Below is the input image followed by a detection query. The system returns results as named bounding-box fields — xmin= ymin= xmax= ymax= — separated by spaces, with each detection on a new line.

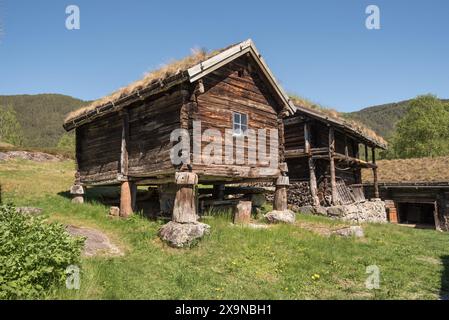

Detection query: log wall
xmin=191 ymin=56 xmax=283 ymax=181
xmin=76 ymin=112 xmax=123 ymax=184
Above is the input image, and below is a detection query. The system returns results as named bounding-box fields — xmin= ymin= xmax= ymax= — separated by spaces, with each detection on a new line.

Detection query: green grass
xmin=1 ymin=159 xmax=449 ymax=299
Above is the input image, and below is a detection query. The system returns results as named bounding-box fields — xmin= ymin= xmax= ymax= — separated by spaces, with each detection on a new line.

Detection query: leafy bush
xmin=0 ymin=204 xmax=84 ymax=299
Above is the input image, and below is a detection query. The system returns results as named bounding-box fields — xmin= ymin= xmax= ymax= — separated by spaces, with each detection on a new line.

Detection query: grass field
xmin=1 ymin=159 xmax=449 ymax=300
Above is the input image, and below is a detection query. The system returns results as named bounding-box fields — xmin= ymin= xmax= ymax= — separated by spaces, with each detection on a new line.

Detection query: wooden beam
xmin=305 ymin=122 xmax=319 ymax=206
xmin=120 ymin=111 xmax=130 ymax=178
xmin=304 ymin=122 xmax=311 ymax=154
xmin=329 ymin=127 xmax=338 ymax=205
xmin=284 ymin=149 xmax=307 ymax=159
xmin=365 ymin=144 xmax=369 ymax=162
xmin=372 ymin=147 xmax=379 ymax=198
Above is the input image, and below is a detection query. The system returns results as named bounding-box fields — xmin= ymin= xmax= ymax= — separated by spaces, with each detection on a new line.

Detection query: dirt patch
xmin=0 ymin=151 xmax=63 ymax=162
xmin=66 ymin=225 xmax=124 ymax=257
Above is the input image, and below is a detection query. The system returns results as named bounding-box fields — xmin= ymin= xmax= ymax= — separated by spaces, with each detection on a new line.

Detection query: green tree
xmin=0 ymin=105 xmax=25 ymax=146
xmin=57 ymin=132 xmax=75 ymax=151
xmin=388 ymin=95 xmax=449 ymax=159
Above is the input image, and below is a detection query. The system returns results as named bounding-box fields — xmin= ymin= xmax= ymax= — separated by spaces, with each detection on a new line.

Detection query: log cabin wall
xmin=76 ymin=89 xmax=184 ymax=185
xmin=127 ymin=89 xmax=184 ymax=178
xmin=284 ymin=118 xmax=361 ymax=185
xmin=191 ymin=55 xmax=284 ymax=182
xmin=76 ymin=112 xmax=123 ymax=184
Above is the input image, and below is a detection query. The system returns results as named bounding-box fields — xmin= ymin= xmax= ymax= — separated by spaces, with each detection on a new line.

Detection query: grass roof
xmin=290 ymin=95 xmax=388 ymax=148
xmin=64 ymin=46 xmax=233 ymax=125
xmin=362 ymin=156 xmax=449 ymax=183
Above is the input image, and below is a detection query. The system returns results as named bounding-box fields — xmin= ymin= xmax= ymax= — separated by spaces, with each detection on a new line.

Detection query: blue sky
xmin=0 ymin=0 xmax=448 ymax=112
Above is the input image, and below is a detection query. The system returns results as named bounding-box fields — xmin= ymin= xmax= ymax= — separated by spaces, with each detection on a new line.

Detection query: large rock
xmin=66 ymin=225 xmax=123 ymax=257
xmin=264 ymin=210 xmax=296 ymax=224
xmin=159 ymin=221 xmax=210 ymax=248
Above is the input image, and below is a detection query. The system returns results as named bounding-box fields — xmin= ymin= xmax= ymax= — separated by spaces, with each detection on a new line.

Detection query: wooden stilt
xmin=213 ymin=184 xmax=225 ymax=201
xmin=304 ymin=122 xmax=319 ymax=206
xmin=131 ymin=182 xmax=137 ymax=212
xmin=120 ymin=181 xmax=133 ymax=218
xmin=173 ymin=172 xmax=198 ymax=223
xmin=328 ymin=127 xmax=338 ymax=205
xmin=274 ymin=176 xmax=289 ymax=211
xmin=365 ymin=144 xmax=369 ymax=162
xmin=372 ymin=147 xmax=380 ymax=199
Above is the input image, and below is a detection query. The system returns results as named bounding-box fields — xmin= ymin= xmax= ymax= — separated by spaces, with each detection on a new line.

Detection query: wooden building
xmin=283 ymin=104 xmax=387 ymax=207
xmin=63 ymin=40 xmax=295 ymax=223
xmin=364 ymin=157 xmax=449 ymax=231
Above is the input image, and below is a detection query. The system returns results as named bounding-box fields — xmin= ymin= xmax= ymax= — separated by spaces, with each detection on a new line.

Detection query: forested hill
xmin=0 ymin=94 xmax=89 ymax=147
xmin=2 ymin=93 xmax=448 ymax=148
xmin=346 ymin=99 xmax=449 ymax=139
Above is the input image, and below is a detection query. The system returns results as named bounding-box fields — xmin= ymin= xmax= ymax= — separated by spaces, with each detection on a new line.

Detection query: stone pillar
xmin=70 ymin=184 xmax=84 ymax=204
xmin=233 ymin=201 xmax=252 ymax=224
xmin=120 ymin=181 xmax=134 ymax=218
xmin=173 ymin=172 xmax=199 ymax=223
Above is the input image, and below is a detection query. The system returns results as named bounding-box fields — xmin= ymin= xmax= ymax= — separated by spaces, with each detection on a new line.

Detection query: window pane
xmin=234 ymin=113 xmax=240 ymax=124
xmin=241 ymin=114 xmax=248 ymax=126
xmin=241 ymin=124 xmax=248 ymax=134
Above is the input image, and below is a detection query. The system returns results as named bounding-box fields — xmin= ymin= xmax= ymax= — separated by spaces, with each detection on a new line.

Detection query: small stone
xmin=109 ymin=206 xmax=120 ymax=217
xmin=233 ymin=201 xmax=252 ymax=224
xmin=326 ymin=206 xmax=346 ymax=217
xmin=332 ymin=226 xmax=364 ymax=238
xmin=71 ymin=196 xmax=84 ymax=204
xmin=70 ymin=185 xmax=85 ymax=195
xmin=298 ymin=205 xmax=315 ymax=215
xmin=16 ymin=207 xmax=43 ymax=215
xmin=159 ymin=221 xmax=210 ymax=248
xmin=264 ymin=210 xmax=296 ymax=224
xmin=314 ymin=206 xmax=327 ymax=216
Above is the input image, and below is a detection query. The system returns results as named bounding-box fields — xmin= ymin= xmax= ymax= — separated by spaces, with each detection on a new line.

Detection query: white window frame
xmin=232 ymin=112 xmax=248 ymax=137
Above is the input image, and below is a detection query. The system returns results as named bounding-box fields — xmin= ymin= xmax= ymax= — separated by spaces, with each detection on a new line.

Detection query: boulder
xmin=332 ymin=226 xmax=364 ymax=238
xmin=298 ymin=205 xmax=315 ymax=215
xmin=66 ymin=225 xmax=123 ymax=257
xmin=264 ymin=210 xmax=296 ymax=224
xmin=159 ymin=221 xmax=210 ymax=248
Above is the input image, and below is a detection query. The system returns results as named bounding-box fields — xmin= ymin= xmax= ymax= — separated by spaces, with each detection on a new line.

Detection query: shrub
xmin=0 ymin=204 xmax=84 ymax=299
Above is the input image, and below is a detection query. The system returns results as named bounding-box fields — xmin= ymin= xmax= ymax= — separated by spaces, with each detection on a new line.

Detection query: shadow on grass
xmin=58 ymin=186 xmax=163 ymax=220
xmin=441 ymin=255 xmax=449 ymax=300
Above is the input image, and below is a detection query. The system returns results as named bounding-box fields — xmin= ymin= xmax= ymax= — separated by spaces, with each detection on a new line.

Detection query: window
xmin=233 ymin=112 xmax=248 ymax=136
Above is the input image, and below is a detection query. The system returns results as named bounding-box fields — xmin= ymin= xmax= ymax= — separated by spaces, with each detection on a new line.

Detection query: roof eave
xmin=187 ymin=39 xmax=296 ymax=115
xmin=295 ymin=106 xmax=387 ymax=149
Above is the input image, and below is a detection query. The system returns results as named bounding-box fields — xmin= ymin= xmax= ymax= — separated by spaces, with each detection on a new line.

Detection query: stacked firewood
xmin=287 ymin=182 xmax=314 ymax=207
